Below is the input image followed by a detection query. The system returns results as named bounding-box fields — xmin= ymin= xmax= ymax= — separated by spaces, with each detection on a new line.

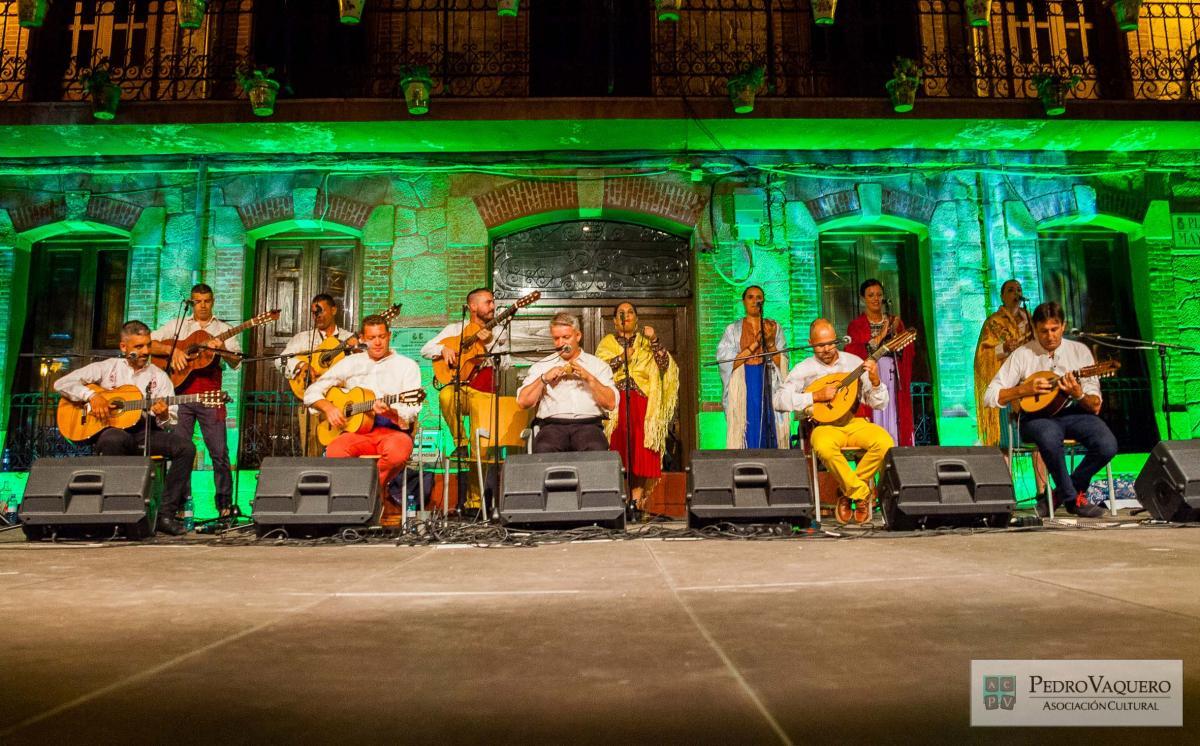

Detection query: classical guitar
xmin=432 ymin=291 xmax=541 ymax=390
xmin=1014 ymin=360 xmax=1121 ymax=418
xmin=57 ymin=383 xmax=229 ymax=443
xmin=804 ymin=329 xmax=918 ymax=427
xmin=154 ymin=310 xmax=281 ymax=388
xmin=316 ymin=387 xmax=427 ymax=446
xmin=287 ymin=303 xmax=402 ymax=400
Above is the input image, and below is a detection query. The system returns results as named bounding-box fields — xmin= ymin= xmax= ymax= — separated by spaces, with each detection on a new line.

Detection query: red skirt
xmin=609 ymin=390 xmax=662 ymax=479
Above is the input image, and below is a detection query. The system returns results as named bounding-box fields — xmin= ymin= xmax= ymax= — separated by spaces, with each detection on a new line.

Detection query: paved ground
xmin=0 ymin=521 xmax=1197 ymax=744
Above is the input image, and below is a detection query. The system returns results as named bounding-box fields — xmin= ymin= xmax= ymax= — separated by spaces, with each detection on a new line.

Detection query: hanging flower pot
xmin=885 ymin=57 xmax=923 ymax=113
xmin=1033 ymin=71 xmax=1081 ymax=117
xmin=82 ymin=63 xmax=121 ymax=121
xmin=1110 ymin=0 xmax=1142 ymax=32
xmin=338 ymin=0 xmax=366 ymax=25
xmin=176 ymin=0 xmax=206 ymax=30
xmin=655 ymin=0 xmax=682 ymax=22
xmin=497 ymin=0 xmax=519 ymax=17
xmin=400 ymin=66 xmax=433 ymax=115
xmin=237 ymin=66 xmax=281 ymax=117
xmin=727 ymin=65 xmax=764 ymax=114
xmin=18 ymin=0 xmax=49 ymax=28
xmin=813 ymin=0 xmax=837 ymax=26
xmin=965 ymin=0 xmax=992 ymax=28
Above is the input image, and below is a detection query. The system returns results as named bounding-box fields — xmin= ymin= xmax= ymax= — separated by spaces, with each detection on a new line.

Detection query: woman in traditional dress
xmin=846 ymin=279 xmax=914 ymax=447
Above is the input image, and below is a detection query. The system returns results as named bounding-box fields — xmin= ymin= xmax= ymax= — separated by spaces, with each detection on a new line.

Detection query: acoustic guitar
xmin=1014 ymin=360 xmax=1121 ymax=418
xmin=316 ymin=387 xmax=427 ymax=446
xmin=432 ymin=291 xmax=541 ymax=389
xmin=804 ymin=329 xmax=918 ymax=427
xmin=287 ymin=303 xmax=402 ymax=400
xmin=57 ymin=383 xmax=229 ymax=443
xmin=154 ymin=310 xmax=280 ymax=388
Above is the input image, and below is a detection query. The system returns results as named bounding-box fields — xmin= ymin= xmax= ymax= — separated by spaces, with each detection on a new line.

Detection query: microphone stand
xmin=450 ymin=304 xmax=471 ymax=520
xmin=618 ymin=325 xmax=637 ymax=521
xmin=756 ymin=309 xmax=776 ymax=449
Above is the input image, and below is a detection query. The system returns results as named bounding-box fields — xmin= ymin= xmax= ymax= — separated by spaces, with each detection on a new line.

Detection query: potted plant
xmin=727 ymin=64 xmax=764 ymax=114
xmin=965 ymin=0 xmax=992 ymax=27
xmin=1108 ymin=0 xmax=1142 ymax=32
xmin=17 ymin=0 xmax=49 ymax=28
xmin=237 ymin=65 xmax=280 ymax=117
xmin=400 ymin=65 xmax=433 ymax=115
xmin=338 ymin=0 xmax=366 ymax=24
xmin=813 ymin=0 xmax=837 ymax=26
xmin=81 ymin=62 xmax=122 ymax=121
xmin=176 ymin=0 xmax=206 ymax=29
xmin=497 ymin=0 xmax=519 ymax=17
xmin=1032 ymin=70 xmax=1081 ymax=117
xmin=655 ymin=0 xmax=682 ymax=22
xmin=885 ymin=57 xmax=923 ymax=113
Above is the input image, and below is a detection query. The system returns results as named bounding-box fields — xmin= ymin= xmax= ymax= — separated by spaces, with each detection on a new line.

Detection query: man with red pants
xmin=304 ymin=315 xmax=422 ymax=494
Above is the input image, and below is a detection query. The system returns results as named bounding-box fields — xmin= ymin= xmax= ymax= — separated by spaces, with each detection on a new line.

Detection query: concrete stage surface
xmin=1 ymin=524 xmax=1197 ymax=744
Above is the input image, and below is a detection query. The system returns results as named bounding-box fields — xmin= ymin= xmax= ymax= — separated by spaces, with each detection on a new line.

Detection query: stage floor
xmin=1 ymin=522 xmax=1198 ymax=743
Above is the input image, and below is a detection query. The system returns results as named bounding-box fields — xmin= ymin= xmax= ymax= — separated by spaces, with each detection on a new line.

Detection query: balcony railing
xmin=0 ymin=1 xmax=1197 ymax=104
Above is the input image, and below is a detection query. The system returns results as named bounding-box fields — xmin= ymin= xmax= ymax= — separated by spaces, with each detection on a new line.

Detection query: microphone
xmin=1068 ymin=328 xmax=1084 ymax=336
xmin=839 ymin=335 xmax=852 ymax=345
xmin=557 ymin=344 xmax=574 ymax=356
xmin=125 ymin=351 xmax=147 ymax=361
xmin=183 ymin=299 xmax=196 ymax=306
xmin=883 ymin=298 xmax=891 ymax=307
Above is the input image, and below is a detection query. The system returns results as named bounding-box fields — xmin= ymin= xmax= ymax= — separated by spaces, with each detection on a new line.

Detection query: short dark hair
xmin=466 ymin=288 xmax=492 ymax=305
xmin=1031 ymin=301 xmax=1065 ymax=326
xmin=859 ymin=278 xmax=883 ymax=297
xmin=120 ymin=320 xmax=151 ymax=339
xmin=190 ymin=283 xmax=214 ymax=297
xmin=741 ymin=285 xmax=764 ymax=300
xmin=361 ymin=314 xmax=389 ymax=331
xmin=1000 ymin=279 xmax=1021 ymax=295
xmin=613 ymin=302 xmax=638 ymax=318
xmin=311 ymin=293 xmax=337 ymax=307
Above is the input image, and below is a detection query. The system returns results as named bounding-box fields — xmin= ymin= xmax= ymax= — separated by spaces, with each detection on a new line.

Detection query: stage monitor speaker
xmin=1134 ymin=440 xmax=1200 ymax=522
xmin=687 ymin=449 xmax=813 ymax=527
xmin=251 ymin=458 xmax=380 ymax=536
xmin=19 ymin=456 xmax=161 ymax=540
xmin=878 ymin=447 xmax=1014 ymax=530
xmin=500 ymin=452 xmax=625 ymax=528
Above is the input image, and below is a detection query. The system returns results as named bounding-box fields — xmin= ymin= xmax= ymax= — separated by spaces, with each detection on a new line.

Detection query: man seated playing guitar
xmin=984 ymin=301 xmax=1114 ymax=519
xmin=304 ymin=314 xmax=423 ymax=495
xmin=772 ymin=319 xmax=894 ymax=523
xmin=53 ymin=321 xmax=196 ymax=536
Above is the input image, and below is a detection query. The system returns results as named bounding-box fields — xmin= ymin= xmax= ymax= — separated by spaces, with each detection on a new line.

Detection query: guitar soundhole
xmin=111 ymin=401 xmax=126 ymax=414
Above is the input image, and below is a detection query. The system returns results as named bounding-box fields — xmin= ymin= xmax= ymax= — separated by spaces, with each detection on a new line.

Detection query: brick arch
xmin=239 ymin=192 xmax=372 ymax=241
xmin=473 ymin=177 xmax=705 ymax=237
xmin=6 ymin=196 xmax=140 ymax=242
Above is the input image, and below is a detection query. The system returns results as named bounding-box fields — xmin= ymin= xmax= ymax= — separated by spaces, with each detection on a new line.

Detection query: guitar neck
xmin=348 ymin=390 xmax=419 ymax=416
xmin=215 ymin=319 xmax=256 ymax=342
xmin=116 ymin=393 xmax=207 ymax=411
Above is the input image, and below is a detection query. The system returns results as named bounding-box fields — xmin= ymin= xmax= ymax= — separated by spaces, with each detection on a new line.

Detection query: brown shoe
xmin=852 ymin=494 xmax=872 ymax=524
xmin=835 ymin=497 xmax=853 ymax=525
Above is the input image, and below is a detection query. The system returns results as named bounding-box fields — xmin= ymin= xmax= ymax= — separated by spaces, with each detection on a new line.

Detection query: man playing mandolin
xmin=305 ymin=315 xmax=423 ymax=495
xmin=984 ymin=302 xmax=1114 ymax=519
xmin=54 ymin=321 xmax=196 ymax=536
xmin=773 ymin=319 xmax=895 ymax=523
xmin=279 ymin=293 xmax=357 ymax=456
xmin=150 ymin=283 xmax=240 ymax=520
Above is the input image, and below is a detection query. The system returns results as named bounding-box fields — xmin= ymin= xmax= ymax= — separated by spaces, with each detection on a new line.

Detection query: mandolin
xmin=316 ymin=387 xmax=427 ymax=446
xmin=804 ymin=329 xmax=918 ymax=427
xmin=1014 ymin=360 xmax=1121 ymax=418
xmin=287 ymin=303 xmax=402 ymax=400
xmin=432 ymin=291 xmax=541 ymax=389
xmin=154 ymin=309 xmax=280 ymax=388
xmin=57 ymin=384 xmax=229 ymax=443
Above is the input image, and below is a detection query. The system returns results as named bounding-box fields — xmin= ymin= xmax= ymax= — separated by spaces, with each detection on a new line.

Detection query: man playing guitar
xmin=54 ymin=321 xmax=196 ymax=536
xmin=304 ymin=314 xmax=423 ymax=495
xmin=279 ymin=293 xmax=357 ymax=456
xmin=984 ymin=301 xmax=1115 ymax=518
xmin=772 ymin=319 xmax=894 ymax=523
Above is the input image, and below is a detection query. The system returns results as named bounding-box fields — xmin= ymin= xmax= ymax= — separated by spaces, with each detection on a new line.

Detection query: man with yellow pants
xmin=772 ymin=319 xmax=894 ymax=523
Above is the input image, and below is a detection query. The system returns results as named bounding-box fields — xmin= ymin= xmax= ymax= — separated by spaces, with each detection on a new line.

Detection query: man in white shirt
xmin=54 ymin=321 xmax=196 ymax=536
xmin=984 ymin=301 xmax=1114 ymax=518
xmin=150 ymin=283 xmax=241 ymax=518
xmin=420 ymin=288 xmax=511 ymax=458
xmin=280 ymin=293 xmax=357 ymax=456
xmin=773 ymin=318 xmax=893 ymax=523
xmin=516 ymin=312 xmax=619 ymax=453
xmin=305 ymin=315 xmax=423 ymax=495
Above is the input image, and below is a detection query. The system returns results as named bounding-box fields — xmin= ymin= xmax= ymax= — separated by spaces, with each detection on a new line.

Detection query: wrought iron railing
xmin=1 ymin=393 xmax=92 ymax=470
xmin=911 ymin=381 xmax=936 ymax=446
xmin=0 ymin=1 xmax=1196 ymax=103
xmin=237 ymin=389 xmax=302 ymax=469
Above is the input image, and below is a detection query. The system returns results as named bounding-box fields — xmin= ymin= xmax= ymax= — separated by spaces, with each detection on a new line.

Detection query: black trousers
xmin=532 ymin=420 xmax=609 ymax=453
xmin=177 ymin=402 xmax=231 ymax=506
xmin=94 ymin=426 xmax=196 ymax=515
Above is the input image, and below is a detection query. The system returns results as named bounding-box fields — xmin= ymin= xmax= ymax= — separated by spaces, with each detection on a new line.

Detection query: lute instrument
xmin=316 ymin=387 xmax=427 ymax=446
xmin=154 ymin=309 xmax=280 ymax=388
xmin=57 ymin=383 xmax=229 ymax=443
xmin=287 ymin=303 xmax=402 ymax=400
xmin=1014 ymin=360 xmax=1120 ymax=418
xmin=804 ymin=329 xmax=918 ymax=427
xmin=432 ymin=291 xmax=541 ymax=389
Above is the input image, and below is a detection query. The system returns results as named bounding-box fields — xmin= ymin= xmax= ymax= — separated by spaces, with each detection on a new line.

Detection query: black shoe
xmin=1072 ymin=498 xmax=1105 ymax=519
xmin=156 ymin=515 xmax=187 ymax=536
xmin=1034 ymin=498 xmax=1051 ymax=518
